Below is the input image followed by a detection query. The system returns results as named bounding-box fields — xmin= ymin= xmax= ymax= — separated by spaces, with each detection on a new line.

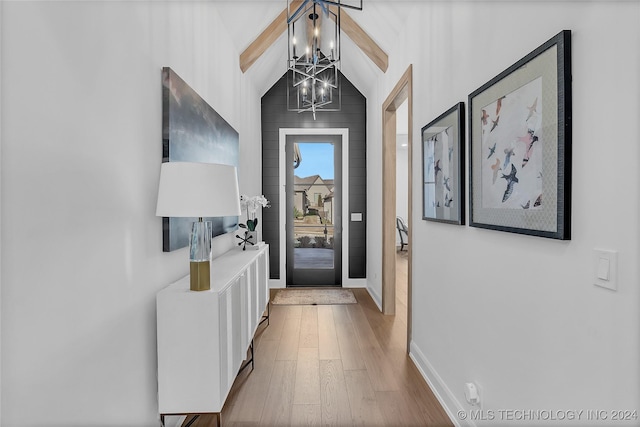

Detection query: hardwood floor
xmin=185 ymin=251 xmax=452 ymax=426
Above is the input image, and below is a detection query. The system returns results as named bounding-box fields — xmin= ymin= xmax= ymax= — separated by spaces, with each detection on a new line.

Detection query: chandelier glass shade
xmin=287 ymin=0 xmax=343 ymax=118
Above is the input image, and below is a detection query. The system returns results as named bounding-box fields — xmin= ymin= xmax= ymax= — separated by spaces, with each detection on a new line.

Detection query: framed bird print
xmin=422 ymin=102 xmax=465 ymax=225
xmin=468 ymin=30 xmax=572 ymax=240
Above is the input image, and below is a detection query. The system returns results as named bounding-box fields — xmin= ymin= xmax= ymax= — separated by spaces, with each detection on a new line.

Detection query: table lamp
xmin=156 ymin=162 xmax=241 ymax=291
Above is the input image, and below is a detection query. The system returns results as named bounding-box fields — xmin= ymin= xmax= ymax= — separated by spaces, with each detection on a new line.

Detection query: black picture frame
xmin=421 ymin=102 xmax=465 ymax=225
xmin=468 ymin=30 xmax=572 ymax=240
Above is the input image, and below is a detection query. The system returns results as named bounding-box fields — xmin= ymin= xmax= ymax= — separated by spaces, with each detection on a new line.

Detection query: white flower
xmin=240 ymin=195 xmax=270 ymax=215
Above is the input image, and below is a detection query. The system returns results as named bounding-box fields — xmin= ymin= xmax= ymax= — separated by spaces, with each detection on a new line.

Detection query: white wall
xmin=369 ymin=1 xmax=640 ymax=425
xmin=365 ymin=68 xmax=385 ymax=305
xmin=0 ymin=2 xmax=261 ymax=425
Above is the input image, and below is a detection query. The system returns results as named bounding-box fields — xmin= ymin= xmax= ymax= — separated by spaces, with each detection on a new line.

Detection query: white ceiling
xmin=213 ymin=1 xmax=416 ymax=97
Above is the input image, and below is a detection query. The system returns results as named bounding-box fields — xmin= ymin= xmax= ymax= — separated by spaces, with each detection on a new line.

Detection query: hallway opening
xmin=381 ymin=65 xmax=413 ymax=351
xmin=395 ymin=98 xmax=410 ymax=330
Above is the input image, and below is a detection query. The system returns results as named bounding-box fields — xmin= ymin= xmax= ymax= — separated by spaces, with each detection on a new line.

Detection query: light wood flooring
xmin=184 ymin=251 xmax=452 ymax=426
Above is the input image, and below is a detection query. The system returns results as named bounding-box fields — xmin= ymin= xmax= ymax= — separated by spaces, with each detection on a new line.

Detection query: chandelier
xmin=287 ymin=0 xmax=362 ymax=119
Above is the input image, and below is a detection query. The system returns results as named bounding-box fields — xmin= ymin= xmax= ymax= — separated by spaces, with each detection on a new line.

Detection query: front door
xmin=286 ymin=135 xmax=342 ymax=287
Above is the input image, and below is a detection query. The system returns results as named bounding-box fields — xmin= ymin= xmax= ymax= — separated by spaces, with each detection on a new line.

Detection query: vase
xmin=247 ymin=231 xmax=258 ymax=245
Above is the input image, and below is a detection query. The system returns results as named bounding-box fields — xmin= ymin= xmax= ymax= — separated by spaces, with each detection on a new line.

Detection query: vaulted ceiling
xmin=212 ymin=1 xmax=415 ymax=98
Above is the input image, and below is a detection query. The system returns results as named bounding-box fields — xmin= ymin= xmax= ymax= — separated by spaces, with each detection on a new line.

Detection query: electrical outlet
xmin=464 ymin=382 xmax=481 ymax=407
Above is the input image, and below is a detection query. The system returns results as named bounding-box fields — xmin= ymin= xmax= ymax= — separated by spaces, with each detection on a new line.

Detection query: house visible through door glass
xmin=292 ymin=142 xmax=335 ymax=270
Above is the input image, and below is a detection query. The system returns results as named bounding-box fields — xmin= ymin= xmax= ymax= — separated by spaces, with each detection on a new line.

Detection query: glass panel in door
xmin=286 ymin=135 xmax=341 ymax=286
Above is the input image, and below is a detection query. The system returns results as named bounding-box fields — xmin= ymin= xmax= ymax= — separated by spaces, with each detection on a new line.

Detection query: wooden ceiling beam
xmin=239 ymin=0 xmax=303 ymax=73
xmin=239 ymin=1 xmax=389 ymax=74
xmin=329 ymin=6 xmax=388 ymax=73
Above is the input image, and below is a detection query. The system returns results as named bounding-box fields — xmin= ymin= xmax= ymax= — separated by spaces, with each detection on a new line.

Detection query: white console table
xmin=156 ymin=244 xmax=269 ymax=425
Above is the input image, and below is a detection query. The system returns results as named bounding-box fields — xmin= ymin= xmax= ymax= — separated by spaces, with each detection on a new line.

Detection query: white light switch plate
xmin=593 ymin=249 xmax=617 ymax=291
xmin=596 ymin=258 xmax=610 ymax=280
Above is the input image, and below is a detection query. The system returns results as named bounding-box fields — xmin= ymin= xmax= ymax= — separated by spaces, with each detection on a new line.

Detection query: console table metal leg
xmin=160 ymin=414 xmax=201 ymax=427
xmin=238 ymin=339 xmax=255 ymax=374
xmin=259 ymin=302 xmax=270 ymax=327
xmin=251 ymin=338 xmax=255 ymax=370
xmin=183 ymin=415 xmax=200 ymax=427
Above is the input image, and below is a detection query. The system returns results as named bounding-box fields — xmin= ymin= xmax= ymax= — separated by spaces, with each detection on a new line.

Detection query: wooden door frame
xmin=381 ymin=65 xmax=413 ymax=350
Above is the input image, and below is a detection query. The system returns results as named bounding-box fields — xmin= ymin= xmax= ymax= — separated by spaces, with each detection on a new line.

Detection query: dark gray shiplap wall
xmin=262 ymin=72 xmax=367 ymax=280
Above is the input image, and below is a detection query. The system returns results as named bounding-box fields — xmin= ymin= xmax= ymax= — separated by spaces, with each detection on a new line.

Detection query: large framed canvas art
xmin=468 ymin=30 xmax=572 ymax=240
xmin=161 ymin=67 xmax=240 ymax=252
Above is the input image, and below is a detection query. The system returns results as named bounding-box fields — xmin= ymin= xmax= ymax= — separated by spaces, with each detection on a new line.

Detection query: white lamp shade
xmin=156 ymin=162 xmax=241 ymax=218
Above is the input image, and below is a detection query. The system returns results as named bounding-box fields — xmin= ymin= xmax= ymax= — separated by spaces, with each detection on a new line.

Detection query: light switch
xmin=597 ymin=258 xmax=610 ymax=280
xmin=594 ymin=250 xmax=617 ymax=291
xmin=351 ymin=213 xmax=363 ymax=222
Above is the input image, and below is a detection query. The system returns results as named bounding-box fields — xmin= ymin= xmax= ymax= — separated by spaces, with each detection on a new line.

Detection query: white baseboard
xmin=344 ymin=278 xmax=367 ymax=288
xmin=269 ymin=278 xmax=285 ymax=289
xmin=409 ymin=341 xmax=473 ymax=427
xmin=366 ymin=285 xmax=382 ymax=311
xmin=271 ymin=278 xmax=366 ymax=289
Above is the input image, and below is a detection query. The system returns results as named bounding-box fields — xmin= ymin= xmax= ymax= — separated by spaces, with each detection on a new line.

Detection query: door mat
xmin=271 ymin=289 xmax=357 ymax=305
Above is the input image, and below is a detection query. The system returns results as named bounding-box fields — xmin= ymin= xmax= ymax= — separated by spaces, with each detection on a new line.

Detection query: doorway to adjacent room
xmin=382 ymin=65 xmax=413 ymax=351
